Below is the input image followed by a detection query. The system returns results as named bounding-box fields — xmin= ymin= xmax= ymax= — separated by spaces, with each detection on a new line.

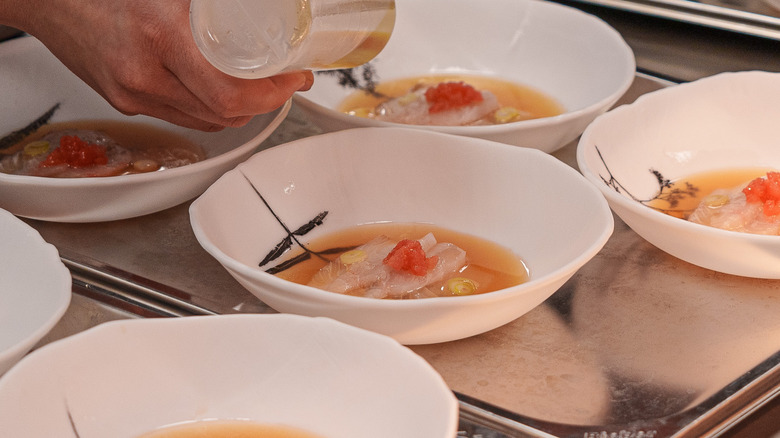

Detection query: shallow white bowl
xmin=293 ymin=0 xmax=635 ymax=153
xmin=0 ymin=36 xmax=289 ymax=222
xmin=0 ymin=314 xmax=457 ymax=438
xmin=577 ymin=71 xmax=780 ymax=279
xmin=0 ymin=208 xmax=71 ymax=376
xmin=190 ymin=127 xmax=614 ymax=344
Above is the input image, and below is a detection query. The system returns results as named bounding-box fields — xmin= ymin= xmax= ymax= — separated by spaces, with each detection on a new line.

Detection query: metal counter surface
xmin=27 ymin=74 xmax=780 ymax=438
xmin=551 ymin=0 xmax=780 ymax=83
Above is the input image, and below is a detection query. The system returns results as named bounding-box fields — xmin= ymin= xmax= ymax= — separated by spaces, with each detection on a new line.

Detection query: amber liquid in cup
xmin=190 ymin=0 xmax=395 ymax=79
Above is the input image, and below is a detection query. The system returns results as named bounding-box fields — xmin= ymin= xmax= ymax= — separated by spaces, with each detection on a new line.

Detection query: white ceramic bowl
xmin=293 ymin=0 xmax=635 ymax=153
xmin=577 ymin=71 xmax=780 ymax=279
xmin=0 ymin=208 xmax=71 ymax=376
xmin=0 ymin=314 xmax=457 ymax=438
xmin=190 ymin=127 xmax=614 ymax=344
xmin=0 ymin=36 xmax=290 ymax=222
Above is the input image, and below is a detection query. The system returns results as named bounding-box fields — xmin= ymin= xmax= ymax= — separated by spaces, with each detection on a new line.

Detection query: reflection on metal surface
xmin=457 ymin=396 xmax=557 ymax=438
xmin=412 ymin=305 xmax=612 ymax=427
xmin=683 ymin=356 xmax=780 ymax=436
xmin=565 ymin=0 xmax=780 ymax=39
xmin=63 ymin=250 xmax=217 ymax=318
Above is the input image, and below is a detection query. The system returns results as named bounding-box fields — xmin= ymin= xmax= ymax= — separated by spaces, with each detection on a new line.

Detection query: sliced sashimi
xmin=366 ymin=238 xmax=467 ymax=299
xmin=688 ymin=173 xmax=780 ymax=235
xmin=308 ymin=233 xmax=467 ymax=299
xmin=374 ymin=82 xmax=500 ymax=126
xmin=0 ymin=129 xmax=132 ymax=177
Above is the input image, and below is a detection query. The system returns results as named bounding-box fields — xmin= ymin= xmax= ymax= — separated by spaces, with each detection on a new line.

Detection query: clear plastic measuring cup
xmin=190 ymin=0 xmax=396 ymax=79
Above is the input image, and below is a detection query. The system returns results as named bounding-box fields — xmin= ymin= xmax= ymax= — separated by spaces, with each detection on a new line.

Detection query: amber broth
xmin=275 ymin=223 xmax=529 ymax=297
xmin=647 ymin=167 xmax=776 ymax=219
xmin=305 ymin=1 xmax=395 ymax=69
xmin=6 ymin=119 xmax=206 ymax=172
xmin=337 ymin=74 xmax=564 ymax=122
xmin=137 ymin=420 xmax=324 ymax=438
xmin=314 ymin=30 xmax=393 ymax=69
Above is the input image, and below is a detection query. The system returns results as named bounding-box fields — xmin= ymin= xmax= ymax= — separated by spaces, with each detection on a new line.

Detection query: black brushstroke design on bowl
xmin=0 ymin=103 xmax=60 ymax=153
xmin=318 ymin=63 xmax=385 ymax=98
xmin=66 ymin=401 xmax=81 ymax=438
xmin=595 ymin=145 xmax=699 ymax=215
xmin=241 ymin=172 xmax=356 ymax=274
xmin=258 ymin=210 xmax=329 ymax=267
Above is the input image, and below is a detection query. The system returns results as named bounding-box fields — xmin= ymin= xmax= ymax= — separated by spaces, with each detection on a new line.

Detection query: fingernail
xmin=299 ymin=71 xmax=315 ymax=91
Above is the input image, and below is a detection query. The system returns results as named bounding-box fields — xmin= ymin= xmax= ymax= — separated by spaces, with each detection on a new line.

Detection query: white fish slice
xmin=688 ymin=185 xmax=780 ymax=235
xmin=374 ymin=89 xmax=500 ymax=126
xmin=309 ymin=233 xmax=467 ymax=299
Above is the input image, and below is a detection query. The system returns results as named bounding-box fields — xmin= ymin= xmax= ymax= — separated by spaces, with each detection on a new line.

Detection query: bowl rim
xmin=576 ymin=70 xmax=780 ymax=245
xmin=190 ymin=127 xmax=615 ymax=308
xmin=0 ymin=100 xmax=291 ymax=187
xmin=0 ymin=208 xmax=71 ymax=371
xmin=0 ymin=313 xmax=459 ymax=436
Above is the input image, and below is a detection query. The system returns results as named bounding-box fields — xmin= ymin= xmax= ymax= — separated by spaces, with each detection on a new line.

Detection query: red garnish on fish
xmin=742 ymin=172 xmax=780 ymax=216
xmin=424 ymin=82 xmax=484 ymax=113
xmin=383 ymin=239 xmax=439 ymax=276
xmin=39 ymin=135 xmax=108 ymax=169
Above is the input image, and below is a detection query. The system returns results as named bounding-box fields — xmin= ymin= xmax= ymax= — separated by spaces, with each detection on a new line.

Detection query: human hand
xmin=1 ymin=0 xmax=313 ymax=131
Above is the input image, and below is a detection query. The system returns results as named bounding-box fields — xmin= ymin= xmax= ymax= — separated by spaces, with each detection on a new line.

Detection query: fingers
xmin=165 ymin=70 xmax=313 ymax=130
xmin=173 ymin=61 xmax=307 ymax=119
xmin=126 ymin=70 xmax=263 ymax=129
xmin=111 ymin=56 xmax=309 ymax=131
xmin=99 ymin=39 xmax=305 ymax=130
xmin=170 ymin=71 xmax=307 ymax=129
xmin=26 ymin=0 xmax=314 ymax=132
xmin=300 ymin=70 xmax=315 ymax=91
xmin=154 ymin=28 xmax=313 ymax=129
xmin=118 ymin=101 xmax=252 ymax=132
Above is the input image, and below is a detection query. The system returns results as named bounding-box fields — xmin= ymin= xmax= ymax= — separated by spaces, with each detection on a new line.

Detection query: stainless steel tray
xmin=563 ymin=0 xmax=780 ymax=40
xmin=27 ymin=74 xmax=780 ymax=438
